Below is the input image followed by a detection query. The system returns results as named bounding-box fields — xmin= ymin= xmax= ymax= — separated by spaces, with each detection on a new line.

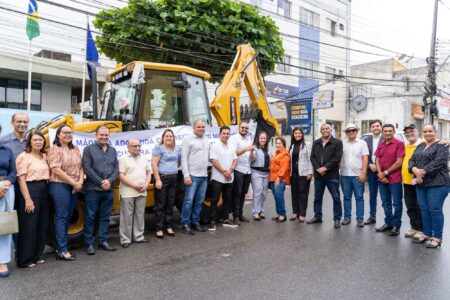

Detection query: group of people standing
xmin=0 ymin=114 xmax=121 ymax=277
xmin=0 ymin=114 xmax=449 ymax=279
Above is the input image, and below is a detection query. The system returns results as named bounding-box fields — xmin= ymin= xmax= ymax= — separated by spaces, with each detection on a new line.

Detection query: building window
xmin=0 ymin=78 xmax=41 ymax=110
xmin=249 ymin=0 xmax=261 ymax=6
xmin=360 ymin=120 xmax=377 ymax=134
xmin=326 ymin=120 xmax=342 ymax=139
xmin=325 ymin=67 xmax=336 ymax=83
xmin=329 ymin=20 xmax=337 ymax=36
xmin=300 ymin=8 xmax=319 ymax=28
xmin=299 ymin=60 xmax=319 ymax=78
xmin=278 ymin=0 xmax=291 ymax=19
xmin=339 ymin=23 xmax=344 ymax=31
xmin=276 ymin=55 xmax=291 ymax=73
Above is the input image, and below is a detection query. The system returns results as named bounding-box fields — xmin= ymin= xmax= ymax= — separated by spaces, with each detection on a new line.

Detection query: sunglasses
xmin=346 ymin=129 xmax=357 ymax=133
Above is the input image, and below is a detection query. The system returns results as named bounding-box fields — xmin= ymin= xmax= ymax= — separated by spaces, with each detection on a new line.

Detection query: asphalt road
xmin=2 ymin=185 xmax=450 ymax=300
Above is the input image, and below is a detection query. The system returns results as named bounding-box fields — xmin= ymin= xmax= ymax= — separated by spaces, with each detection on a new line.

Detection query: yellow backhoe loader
xmin=33 ymin=44 xmax=279 ymax=244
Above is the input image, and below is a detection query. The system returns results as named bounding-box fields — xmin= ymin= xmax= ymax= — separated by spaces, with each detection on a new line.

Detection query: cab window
xmin=185 ymin=74 xmax=209 ymax=124
xmin=140 ymin=70 xmax=183 ymax=129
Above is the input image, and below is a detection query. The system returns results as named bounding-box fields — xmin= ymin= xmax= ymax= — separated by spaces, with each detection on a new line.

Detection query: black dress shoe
xmin=364 ymin=217 xmax=376 ymax=225
xmin=86 ymin=245 xmax=95 ymax=255
xmin=191 ymin=223 xmax=207 ymax=232
xmin=276 ymin=216 xmax=287 ymax=223
xmin=375 ymin=224 xmax=393 ymax=232
xmin=98 ymin=242 xmax=117 ymax=251
xmin=334 ymin=220 xmax=341 ymax=228
xmin=181 ymin=225 xmax=195 ymax=235
xmin=135 ymin=238 xmax=149 ymax=243
xmin=56 ymin=252 xmax=77 ymax=261
xmin=121 ymin=243 xmax=130 ymax=248
xmin=306 ymin=217 xmax=322 ymax=224
xmin=389 ymin=227 xmax=400 ymax=236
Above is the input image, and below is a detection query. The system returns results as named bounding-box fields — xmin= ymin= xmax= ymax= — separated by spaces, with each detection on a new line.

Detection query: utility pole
xmin=425 ymin=0 xmax=439 ymax=124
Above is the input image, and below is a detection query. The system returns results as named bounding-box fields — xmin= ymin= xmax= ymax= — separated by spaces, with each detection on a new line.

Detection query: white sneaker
xmin=222 ymin=220 xmax=238 ymax=228
xmin=208 ymin=223 xmax=216 ymax=232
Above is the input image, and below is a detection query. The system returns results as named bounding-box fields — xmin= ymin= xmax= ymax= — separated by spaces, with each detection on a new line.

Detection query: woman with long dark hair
xmin=16 ymin=131 xmax=50 ymax=268
xmin=151 ymin=129 xmax=181 ymax=238
xmin=251 ymin=131 xmax=271 ymax=220
xmin=47 ymin=125 xmax=83 ymax=261
xmin=289 ymin=127 xmax=313 ymax=222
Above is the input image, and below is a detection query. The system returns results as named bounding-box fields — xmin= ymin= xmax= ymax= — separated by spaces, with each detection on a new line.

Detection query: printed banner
xmin=50 ymin=122 xmax=257 ymax=162
xmin=285 ymin=101 xmax=312 ymax=135
xmin=312 ymin=90 xmax=334 ymax=109
xmin=265 ymin=81 xmax=299 ymax=99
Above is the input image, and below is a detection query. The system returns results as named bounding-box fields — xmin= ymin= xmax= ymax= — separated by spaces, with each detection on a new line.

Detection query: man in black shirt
xmin=82 ymin=126 xmax=119 ymax=255
xmin=308 ymin=124 xmax=343 ymax=228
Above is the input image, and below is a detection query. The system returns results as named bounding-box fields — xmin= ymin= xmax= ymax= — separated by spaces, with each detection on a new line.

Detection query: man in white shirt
xmin=341 ymin=124 xmax=369 ymax=227
xmin=361 ymin=119 xmax=383 ymax=225
xmin=229 ymin=122 xmax=254 ymax=223
xmin=181 ymin=119 xmax=210 ymax=234
xmin=209 ymin=126 xmax=238 ymax=231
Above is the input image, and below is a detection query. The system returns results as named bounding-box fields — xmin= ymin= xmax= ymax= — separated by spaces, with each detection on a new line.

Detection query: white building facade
xmin=239 ymin=0 xmax=352 ymax=139
xmin=350 ymin=58 xmax=450 ymax=140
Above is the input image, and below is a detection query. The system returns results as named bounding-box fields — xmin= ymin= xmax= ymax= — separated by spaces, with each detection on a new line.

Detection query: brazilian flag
xmin=26 ymin=0 xmax=40 ymax=40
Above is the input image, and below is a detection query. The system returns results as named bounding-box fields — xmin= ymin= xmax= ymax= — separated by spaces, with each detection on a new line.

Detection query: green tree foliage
xmin=93 ymin=0 xmax=284 ymax=82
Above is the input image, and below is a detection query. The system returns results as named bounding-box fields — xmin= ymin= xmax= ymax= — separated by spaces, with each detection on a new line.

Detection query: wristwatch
xmin=383 ymin=170 xmax=389 ymax=176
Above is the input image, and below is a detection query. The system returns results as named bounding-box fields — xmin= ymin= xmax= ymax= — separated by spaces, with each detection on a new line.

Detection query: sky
xmin=0 ymin=0 xmax=450 ymax=69
xmin=351 ymin=0 xmax=450 ymax=68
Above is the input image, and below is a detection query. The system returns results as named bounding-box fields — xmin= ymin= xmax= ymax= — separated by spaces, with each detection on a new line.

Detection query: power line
xmin=0 ymin=4 xmax=426 ymax=84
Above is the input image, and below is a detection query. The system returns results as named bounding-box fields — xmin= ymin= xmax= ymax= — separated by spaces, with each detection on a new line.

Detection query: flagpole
xmin=81 ymin=15 xmax=88 ymax=119
xmin=81 ymin=59 xmax=86 ymax=119
xmin=27 ymin=40 xmax=32 ymax=114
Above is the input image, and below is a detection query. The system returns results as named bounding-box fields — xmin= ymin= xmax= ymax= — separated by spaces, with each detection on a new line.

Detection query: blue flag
xmin=86 ymin=23 xmax=99 ymax=80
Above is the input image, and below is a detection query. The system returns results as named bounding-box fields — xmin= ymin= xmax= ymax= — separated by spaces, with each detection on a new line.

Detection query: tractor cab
xmin=106 ymin=62 xmax=212 ymax=131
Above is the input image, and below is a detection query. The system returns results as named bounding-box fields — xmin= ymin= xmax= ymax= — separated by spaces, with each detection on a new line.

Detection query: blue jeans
xmin=367 ymin=172 xmax=379 ymax=218
xmin=416 ymin=185 xmax=448 ymax=239
xmin=181 ymin=176 xmax=207 ymax=226
xmin=0 ymin=187 xmax=14 ymax=264
xmin=341 ymin=176 xmax=365 ymax=221
xmin=378 ymin=182 xmax=403 ymax=228
xmin=313 ymin=178 xmax=342 ymax=221
xmin=83 ymin=190 xmax=114 ymax=246
xmin=270 ymin=181 xmax=286 ymax=217
xmin=49 ymin=182 xmax=78 ymax=253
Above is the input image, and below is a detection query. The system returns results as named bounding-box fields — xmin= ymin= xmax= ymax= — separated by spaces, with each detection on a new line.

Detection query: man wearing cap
xmin=402 ymin=124 xmax=425 ymax=240
xmin=340 ymin=124 xmax=369 ymax=227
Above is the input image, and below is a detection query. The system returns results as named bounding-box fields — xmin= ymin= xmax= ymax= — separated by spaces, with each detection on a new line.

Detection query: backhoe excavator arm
xmin=210 ymin=44 xmax=280 ymax=137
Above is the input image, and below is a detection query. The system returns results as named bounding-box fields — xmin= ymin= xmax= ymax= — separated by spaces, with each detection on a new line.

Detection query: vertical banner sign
xmin=230 ymin=96 xmax=237 ymax=125
xmin=285 ymin=101 xmax=311 ymax=135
